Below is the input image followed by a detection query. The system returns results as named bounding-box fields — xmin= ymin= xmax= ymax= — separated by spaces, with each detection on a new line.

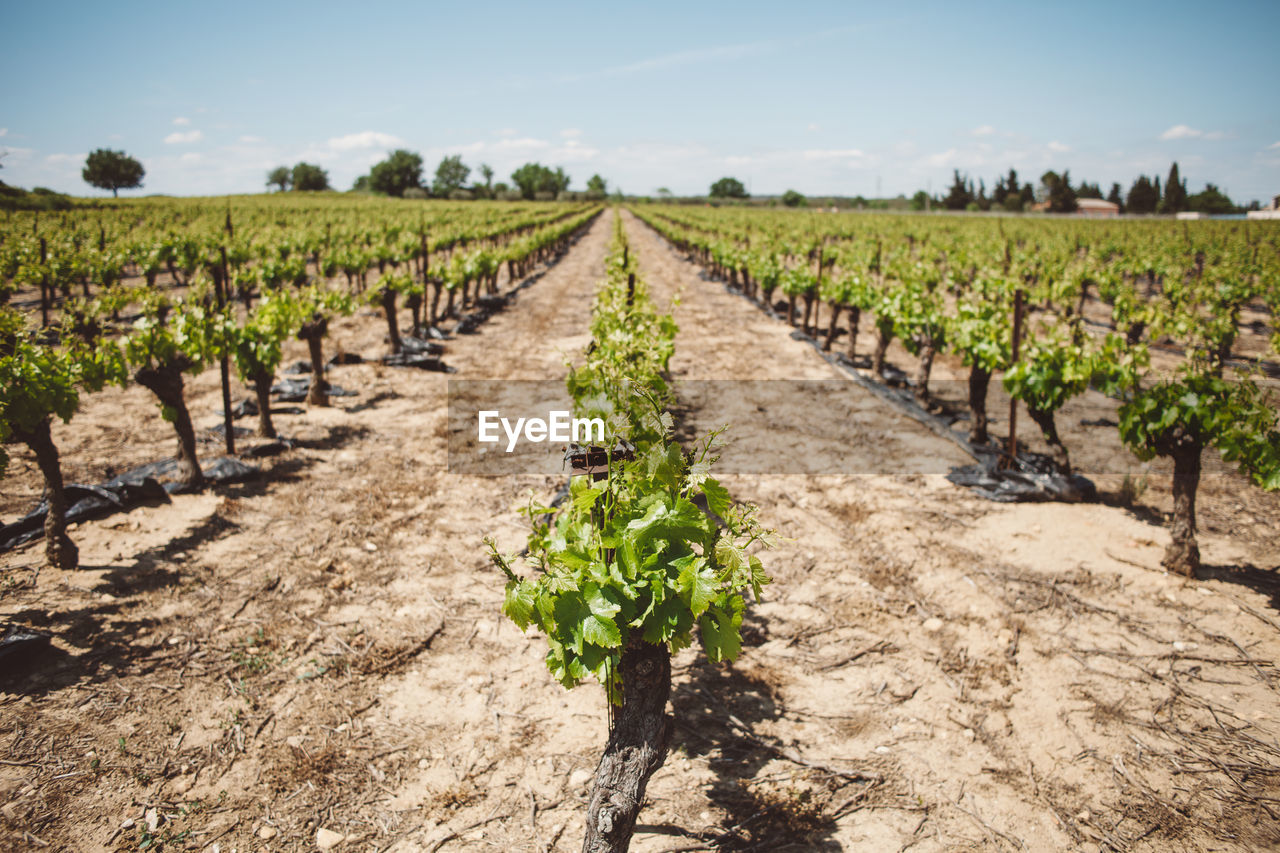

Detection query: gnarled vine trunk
xmin=823 ymin=303 xmax=843 ymax=351
xmin=135 ymin=363 xmax=204 ymax=490
xmin=16 ymin=418 xmax=78 ymax=570
xmin=379 ymin=286 xmax=401 ymax=354
xmin=1027 ymin=406 xmax=1070 ymax=474
xmin=251 ymin=370 xmax=276 ymax=438
xmin=297 ymin=315 xmax=329 ymax=407
xmin=582 ymin=638 xmax=672 ymax=853
xmin=967 ymin=366 xmax=991 ymax=445
xmin=913 ymin=339 xmax=936 ymax=405
xmin=872 ymin=326 xmax=892 ymax=377
xmin=1163 ymin=442 xmax=1202 ymax=578
xmin=846 ymin=307 xmax=861 ymax=361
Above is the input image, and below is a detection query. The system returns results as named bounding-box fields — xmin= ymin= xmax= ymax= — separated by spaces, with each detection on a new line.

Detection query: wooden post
xmin=1002 ymin=288 xmax=1024 ymax=470
xmin=39 ymin=237 xmax=50 ymax=327
xmin=217 ymin=246 xmax=236 ymax=456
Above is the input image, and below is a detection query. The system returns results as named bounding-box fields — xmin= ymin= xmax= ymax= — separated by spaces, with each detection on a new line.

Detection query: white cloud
xmin=1269 ymin=141 xmax=1280 ymax=150
xmin=1047 ymin=140 xmax=1071 ymax=153
xmin=493 ymin=137 xmax=550 ymax=151
xmin=45 ymin=153 xmax=83 ymax=164
xmin=173 ymin=117 xmax=191 ymax=126
xmin=807 ymin=123 xmax=820 ymax=132
xmin=0 ymin=128 xmax=7 ymax=137
xmin=924 ymin=148 xmax=958 ymax=168
xmin=496 ymin=128 xmax=517 ymax=137
xmin=1161 ymin=124 xmax=1199 ymax=140
xmin=971 ymin=125 xmax=996 ymax=136
xmin=560 ymin=128 xmax=582 ymax=138
xmin=327 ymin=130 xmax=404 ymax=151
xmin=239 ymin=135 xmax=265 ymax=144
xmin=1159 ymin=124 xmax=1225 ymax=141
xmin=164 ymin=130 xmax=203 ymax=144
xmin=180 ymin=152 xmax=202 ymax=163
xmin=803 ymin=149 xmax=865 ymax=160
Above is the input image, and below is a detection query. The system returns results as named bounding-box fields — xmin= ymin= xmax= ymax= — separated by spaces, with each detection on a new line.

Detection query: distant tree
xmin=352 ymin=174 xmax=371 ymax=193
xmin=1040 ymin=170 xmax=1077 ymax=213
xmin=82 ymin=149 xmax=145 ymax=197
xmin=781 ymin=189 xmax=806 ymax=208
xmin=943 ymin=170 xmax=973 ymax=210
xmin=1076 ymin=181 xmax=1103 ymax=199
xmin=492 ymin=181 xmax=510 ymax=195
xmin=369 ymin=149 xmax=424 ymax=197
xmin=586 ymin=174 xmax=607 ymax=196
xmin=1019 ymin=182 xmax=1035 ymax=208
xmin=1003 ymin=194 xmax=1024 ymax=212
xmin=1126 ymin=176 xmax=1159 ymax=214
xmin=1106 ymin=182 xmax=1125 ymax=212
xmin=709 ymin=177 xmax=748 ymax=199
xmin=511 ymin=163 xmax=570 ymax=200
xmin=910 ymin=190 xmax=930 ymax=211
xmin=655 ymin=187 xmax=674 ymax=200
xmin=975 ymin=179 xmax=990 ymax=211
xmin=1159 ymin=162 xmax=1188 ymax=214
xmin=266 ymin=166 xmax=291 ymax=192
xmin=291 ymin=162 xmax=329 ymax=191
xmin=480 ymin=164 xmax=494 ymax=189
xmin=1187 ymin=183 xmax=1236 ymax=215
xmin=432 ymin=155 xmax=471 ymax=197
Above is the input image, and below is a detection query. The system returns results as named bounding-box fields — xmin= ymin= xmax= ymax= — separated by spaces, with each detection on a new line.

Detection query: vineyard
xmin=1 ymin=198 xmax=1279 ymax=852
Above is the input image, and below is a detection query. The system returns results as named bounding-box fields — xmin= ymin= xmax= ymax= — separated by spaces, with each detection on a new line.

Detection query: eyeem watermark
xmin=478 ymin=410 xmax=606 ymax=452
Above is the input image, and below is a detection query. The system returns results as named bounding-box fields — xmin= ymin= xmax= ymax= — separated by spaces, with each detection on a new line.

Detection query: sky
xmin=3 ymin=0 xmax=1279 ymax=201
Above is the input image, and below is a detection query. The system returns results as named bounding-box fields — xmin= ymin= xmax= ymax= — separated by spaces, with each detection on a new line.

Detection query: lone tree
xmin=511 ymin=163 xmax=570 ymax=200
xmin=291 ymin=162 xmax=329 ymax=191
xmin=781 ymin=189 xmax=806 ymax=207
xmin=82 ymin=149 xmax=145 ymax=197
xmin=586 ymin=174 xmax=607 ymax=197
xmin=1159 ymin=162 xmax=1188 ymax=214
xmin=368 ymin=149 xmax=424 ymax=197
xmin=432 ymin=155 xmax=470 ymax=197
xmin=266 ymin=166 xmax=291 ymax=192
xmin=709 ymin=177 xmax=748 ymax=199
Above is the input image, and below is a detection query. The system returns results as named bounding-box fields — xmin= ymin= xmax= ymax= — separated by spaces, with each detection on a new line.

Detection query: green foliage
xmin=82 ymin=149 xmax=145 ymax=197
xmin=266 ymin=166 xmax=291 ymax=192
xmin=1119 ymin=369 xmax=1280 ymax=489
xmin=709 ymin=177 xmax=748 ymax=199
xmin=781 ymin=189 xmax=806 ymax=208
xmin=432 ymin=156 xmax=471 ymax=197
xmin=494 ymin=218 xmax=771 ymax=696
xmin=231 ymin=288 xmax=301 ymax=381
xmin=123 ymin=288 xmax=227 ymax=374
xmin=368 ymin=150 xmax=424 ymax=197
xmin=1002 ymin=332 xmax=1093 ymax=415
xmin=510 ymin=163 xmax=571 ymax=200
xmin=291 ymin=162 xmax=329 ymax=192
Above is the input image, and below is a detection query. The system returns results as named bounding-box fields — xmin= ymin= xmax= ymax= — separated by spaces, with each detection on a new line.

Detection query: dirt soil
xmin=1 ymin=209 xmax=1278 ymax=852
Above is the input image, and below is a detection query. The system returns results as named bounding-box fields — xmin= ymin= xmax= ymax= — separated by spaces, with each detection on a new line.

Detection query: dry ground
xmin=0 ymin=209 xmax=1277 ymax=852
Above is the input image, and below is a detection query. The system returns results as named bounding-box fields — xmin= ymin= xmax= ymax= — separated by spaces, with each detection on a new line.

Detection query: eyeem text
xmin=477 ymin=410 xmax=606 ymax=452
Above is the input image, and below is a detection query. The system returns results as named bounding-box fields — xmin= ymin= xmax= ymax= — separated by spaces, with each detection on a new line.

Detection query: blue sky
xmin=3 ymin=0 xmax=1279 ymax=201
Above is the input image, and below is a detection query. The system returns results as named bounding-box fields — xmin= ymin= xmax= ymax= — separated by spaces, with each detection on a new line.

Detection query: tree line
xmin=924 ymin=161 xmax=1247 ymax=215
xmin=271 ymin=151 xmax=608 ymax=202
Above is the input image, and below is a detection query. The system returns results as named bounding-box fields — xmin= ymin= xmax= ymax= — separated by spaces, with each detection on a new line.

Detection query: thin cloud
xmin=560 ymin=128 xmax=582 ymax=138
xmin=803 ymin=149 xmax=865 ymax=160
xmin=971 ymin=125 xmax=996 ymax=136
xmin=328 ymin=131 xmax=404 ymax=151
xmin=1159 ymin=124 xmax=1225 ymax=141
xmin=239 ymin=135 xmax=265 ymax=144
xmin=45 ymin=153 xmax=83 ymax=164
xmin=173 ymin=117 xmax=191 ymax=126
xmin=924 ymin=148 xmax=958 ymax=168
xmin=1269 ymin=141 xmax=1280 ymax=150
xmin=163 ymin=130 xmax=203 ymax=144
xmin=1047 ymin=140 xmax=1071 ymax=153
xmin=807 ymin=123 xmax=820 ymax=132
xmin=0 ymin=128 xmax=7 ymax=137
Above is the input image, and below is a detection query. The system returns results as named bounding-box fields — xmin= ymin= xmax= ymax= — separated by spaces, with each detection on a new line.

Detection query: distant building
xmin=1247 ymin=193 xmax=1280 ymax=220
xmin=1077 ymin=198 xmax=1120 ymax=218
xmin=1176 ymin=211 xmax=1206 ymax=220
